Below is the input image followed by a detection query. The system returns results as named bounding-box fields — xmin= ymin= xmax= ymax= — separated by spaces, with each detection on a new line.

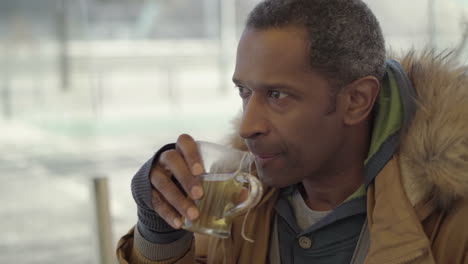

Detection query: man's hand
xmin=150 ymin=134 xmax=204 ymax=229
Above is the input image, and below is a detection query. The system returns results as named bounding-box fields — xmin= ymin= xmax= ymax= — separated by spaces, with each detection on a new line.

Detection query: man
xmin=117 ymin=0 xmax=468 ymax=263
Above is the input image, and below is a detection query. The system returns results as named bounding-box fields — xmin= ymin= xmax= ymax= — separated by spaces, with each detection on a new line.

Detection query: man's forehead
xmin=234 ymin=26 xmax=313 ymax=78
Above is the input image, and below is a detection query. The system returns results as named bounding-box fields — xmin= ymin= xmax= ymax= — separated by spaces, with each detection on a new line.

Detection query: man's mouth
xmin=254 ymin=153 xmax=280 ymax=166
xmin=246 ymin=141 xmax=282 ymax=167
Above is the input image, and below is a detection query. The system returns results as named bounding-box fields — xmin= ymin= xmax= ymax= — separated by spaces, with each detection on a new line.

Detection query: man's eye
xmin=268 ymin=90 xmax=288 ymax=100
xmin=237 ymin=86 xmax=251 ymax=98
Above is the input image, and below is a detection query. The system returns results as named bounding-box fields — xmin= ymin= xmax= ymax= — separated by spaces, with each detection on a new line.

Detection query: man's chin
xmin=257 ymin=170 xmax=291 ymax=188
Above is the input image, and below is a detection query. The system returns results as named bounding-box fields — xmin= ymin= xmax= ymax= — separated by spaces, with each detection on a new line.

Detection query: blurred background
xmin=0 ymin=0 xmax=467 ymax=263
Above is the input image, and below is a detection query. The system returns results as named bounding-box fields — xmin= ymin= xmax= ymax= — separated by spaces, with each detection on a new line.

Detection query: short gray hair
xmin=246 ymin=0 xmax=386 ymax=88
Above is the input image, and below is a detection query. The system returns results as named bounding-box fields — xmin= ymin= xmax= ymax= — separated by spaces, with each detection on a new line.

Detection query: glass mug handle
xmin=223 ymin=173 xmax=263 ymax=219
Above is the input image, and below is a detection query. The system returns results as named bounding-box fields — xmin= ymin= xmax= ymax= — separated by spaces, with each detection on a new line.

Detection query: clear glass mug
xmin=182 ymin=141 xmax=263 ymax=239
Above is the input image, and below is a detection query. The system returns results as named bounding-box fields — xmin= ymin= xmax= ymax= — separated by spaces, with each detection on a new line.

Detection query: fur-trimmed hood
xmin=226 ymin=50 xmax=468 ymax=211
xmin=397 ymin=50 xmax=468 ymax=209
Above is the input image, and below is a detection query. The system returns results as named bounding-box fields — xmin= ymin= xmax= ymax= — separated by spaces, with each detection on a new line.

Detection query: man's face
xmin=233 ymin=27 xmax=346 ymax=187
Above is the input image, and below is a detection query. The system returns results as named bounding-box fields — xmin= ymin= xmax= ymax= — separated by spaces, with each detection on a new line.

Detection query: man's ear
xmin=339 ymin=76 xmax=380 ymax=126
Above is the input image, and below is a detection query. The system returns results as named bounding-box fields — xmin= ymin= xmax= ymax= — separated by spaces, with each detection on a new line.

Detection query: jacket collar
xmin=366 ymin=157 xmax=435 ymax=264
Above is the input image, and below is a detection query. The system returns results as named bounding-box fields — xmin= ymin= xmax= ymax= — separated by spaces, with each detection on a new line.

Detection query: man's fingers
xmin=159 ymin=149 xmax=203 ymax=200
xmin=151 ymin=189 xmax=183 ymax=229
xmin=151 ymin=164 xmax=200 ymax=221
xmin=237 ymin=187 xmax=249 ymax=203
xmin=176 ymin=134 xmax=204 ymax=176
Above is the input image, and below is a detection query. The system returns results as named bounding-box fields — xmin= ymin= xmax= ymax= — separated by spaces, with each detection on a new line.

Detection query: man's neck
xmin=300 ymin=138 xmax=368 ymax=211
xmin=300 ymin=167 xmax=364 ymax=211
xmin=300 ymin=121 xmax=371 ymax=211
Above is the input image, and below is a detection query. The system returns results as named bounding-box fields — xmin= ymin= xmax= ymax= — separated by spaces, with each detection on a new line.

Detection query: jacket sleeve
xmin=117 ymin=227 xmax=205 ymax=264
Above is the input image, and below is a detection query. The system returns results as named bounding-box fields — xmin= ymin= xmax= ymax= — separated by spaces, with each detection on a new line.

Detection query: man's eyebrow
xmin=232 ymin=79 xmax=297 ymax=92
xmin=261 ymin=83 xmax=296 ymax=91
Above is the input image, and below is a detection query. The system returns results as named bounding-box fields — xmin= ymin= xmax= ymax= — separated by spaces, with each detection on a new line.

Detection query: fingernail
xmin=191 ymin=185 xmax=203 ymax=199
xmin=192 ymin=163 xmax=203 ymax=175
xmin=187 ymin=207 xmax=199 ymax=220
xmin=173 ymin=218 xmax=182 ymax=228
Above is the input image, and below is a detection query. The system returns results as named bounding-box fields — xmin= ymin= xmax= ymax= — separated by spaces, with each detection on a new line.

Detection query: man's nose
xmin=238 ymin=95 xmax=269 ymax=139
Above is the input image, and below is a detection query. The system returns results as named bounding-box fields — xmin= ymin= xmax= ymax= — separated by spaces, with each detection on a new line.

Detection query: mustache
xmin=245 ymin=139 xmax=284 ymax=155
